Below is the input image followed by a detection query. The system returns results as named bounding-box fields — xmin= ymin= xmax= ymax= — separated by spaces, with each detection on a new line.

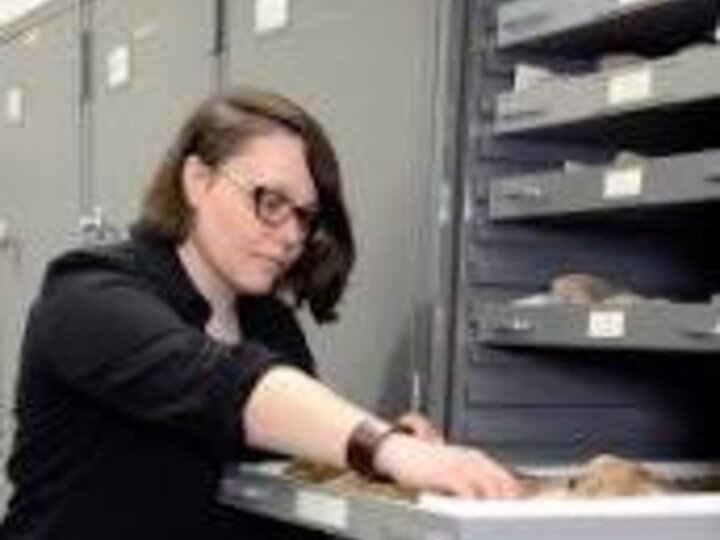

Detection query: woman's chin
xmin=233 ymin=273 xmax=276 ymax=296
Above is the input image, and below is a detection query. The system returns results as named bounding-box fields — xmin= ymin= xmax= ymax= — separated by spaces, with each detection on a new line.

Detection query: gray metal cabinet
xmin=0 ymin=0 xmax=82 ymax=313
xmin=225 ymin=0 xmax=448 ymax=414
xmin=88 ymin=0 xmax=218 ymax=233
xmin=495 ymin=45 xmax=720 ymax=138
xmin=0 ymin=0 xmax=83 ymax=509
xmin=446 ymin=0 xmax=720 ymax=464
xmin=478 ymin=302 xmax=720 ymax=353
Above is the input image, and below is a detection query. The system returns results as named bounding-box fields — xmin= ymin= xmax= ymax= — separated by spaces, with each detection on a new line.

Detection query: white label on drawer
xmin=5 ymin=87 xmax=24 ymax=124
xmin=106 ymin=45 xmax=132 ymax=89
xmin=607 ymin=68 xmax=653 ymax=106
xmin=587 ymin=310 xmax=626 ymax=339
xmin=295 ymin=490 xmax=347 ymax=530
xmin=603 ymin=166 xmax=644 ymax=199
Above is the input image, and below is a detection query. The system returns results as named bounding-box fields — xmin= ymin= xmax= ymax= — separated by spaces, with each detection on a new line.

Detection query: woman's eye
xmin=260 ymin=191 xmax=288 ymax=215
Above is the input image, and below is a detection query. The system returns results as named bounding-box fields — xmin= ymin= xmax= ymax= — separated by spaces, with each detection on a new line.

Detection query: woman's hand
xmin=394 ymin=412 xmax=443 ymax=443
xmin=374 ymin=433 xmax=522 ymax=499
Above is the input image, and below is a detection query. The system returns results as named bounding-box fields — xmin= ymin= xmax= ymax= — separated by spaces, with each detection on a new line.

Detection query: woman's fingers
xmin=391 ymin=413 xmax=523 ymax=497
xmin=376 ymin=435 xmax=523 ymax=499
xmin=470 ymin=450 xmax=525 ymax=498
xmin=449 ymin=449 xmax=522 ymax=498
xmin=392 ymin=415 xmax=523 ymax=496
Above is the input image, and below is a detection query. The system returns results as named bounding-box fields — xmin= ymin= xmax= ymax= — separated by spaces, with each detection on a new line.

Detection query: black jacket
xmin=1 ymin=226 xmax=327 ymax=540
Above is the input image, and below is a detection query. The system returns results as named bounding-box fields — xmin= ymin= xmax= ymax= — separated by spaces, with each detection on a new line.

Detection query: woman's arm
xmin=243 ymin=366 xmax=522 ymax=498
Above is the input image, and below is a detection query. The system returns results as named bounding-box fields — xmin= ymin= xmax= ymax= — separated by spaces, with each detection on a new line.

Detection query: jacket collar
xmin=129 ymin=223 xmax=212 ymax=327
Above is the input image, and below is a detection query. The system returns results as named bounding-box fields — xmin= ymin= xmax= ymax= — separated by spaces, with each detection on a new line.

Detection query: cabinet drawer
xmin=489 ymin=149 xmax=720 ymax=220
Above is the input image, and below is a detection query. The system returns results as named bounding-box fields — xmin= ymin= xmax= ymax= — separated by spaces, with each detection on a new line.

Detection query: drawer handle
xmin=497 ymin=107 xmax=546 ymax=123
xmin=502 ymin=185 xmax=545 ymax=201
xmin=490 ymin=318 xmax=535 ymax=334
xmin=237 ymin=484 xmax=274 ymax=502
xmin=679 ymin=324 xmax=720 ymax=339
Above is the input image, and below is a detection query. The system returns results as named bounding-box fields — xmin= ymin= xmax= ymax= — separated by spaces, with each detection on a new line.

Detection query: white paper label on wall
xmin=617 ymin=0 xmax=653 ymax=8
xmin=587 ymin=310 xmax=626 ymax=339
xmin=6 ymin=87 xmax=24 ymax=125
xmin=603 ymin=166 xmax=644 ymax=199
xmin=607 ymin=68 xmax=653 ymax=107
xmin=255 ymin=0 xmax=290 ymax=34
xmin=0 ymin=220 xmax=10 ymax=247
xmin=438 ymin=183 xmax=451 ymax=225
xmin=295 ymin=490 xmax=347 ymax=531
xmin=106 ymin=45 xmax=132 ymax=89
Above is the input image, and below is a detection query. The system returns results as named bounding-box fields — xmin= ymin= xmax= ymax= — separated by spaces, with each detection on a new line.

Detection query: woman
xmin=1 ymin=88 xmax=520 ymax=539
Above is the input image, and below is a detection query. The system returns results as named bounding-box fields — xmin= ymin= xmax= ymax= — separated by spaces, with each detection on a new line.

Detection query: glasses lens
xmin=251 ymin=184 xmax=319 ymax=236
xmin=254 ymin=187 xmax=289 ymax=225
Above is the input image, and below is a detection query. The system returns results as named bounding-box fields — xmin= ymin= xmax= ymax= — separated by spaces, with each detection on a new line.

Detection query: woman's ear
xmin=181 ymin=155 xmax=213 ymax=210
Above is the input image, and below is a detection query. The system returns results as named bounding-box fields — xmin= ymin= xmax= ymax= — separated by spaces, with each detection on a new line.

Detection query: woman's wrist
xmin=372 ymin=428 xmax=421 ymax=481
xmin=345 ymin=419 xmax=412 ymax=480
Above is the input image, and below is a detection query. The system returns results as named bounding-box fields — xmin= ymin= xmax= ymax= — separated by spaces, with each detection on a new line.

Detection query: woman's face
xmin=183 ymin=129 xmax=318 ymax=295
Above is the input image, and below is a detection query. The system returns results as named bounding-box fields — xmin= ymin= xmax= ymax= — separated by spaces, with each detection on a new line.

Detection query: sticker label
xmin=5 ymin=87 xmax=24 ymax=124
xmin=603 ymin=166 xmax=644 ymax=199
xmin=106 ymin=45 xmax=132 ymax=89
xmin=295 ymin=490 xmax=347 ymax=530
xmin=0 ymin=220 xmax=9 ymax=247
xmin=255 ymin=0 xmax=290 ymax=34
xmin=617 ymin=0 xmax=653 ymax=7
xmin=588 ymin=311 xmax=626 ymax=339
xmin=608 ymin=67 xmax=653 ymax=106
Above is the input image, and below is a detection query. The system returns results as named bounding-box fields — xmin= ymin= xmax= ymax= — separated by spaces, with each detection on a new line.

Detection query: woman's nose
xmin=276 ymin=213 xmax=305 ymax=250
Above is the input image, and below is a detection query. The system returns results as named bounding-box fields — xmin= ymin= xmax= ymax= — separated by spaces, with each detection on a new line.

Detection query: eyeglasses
xmin=219 ymin=169 xmax=319 ymax=237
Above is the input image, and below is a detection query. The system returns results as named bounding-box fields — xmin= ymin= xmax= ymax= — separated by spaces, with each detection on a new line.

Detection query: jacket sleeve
xmin=23 ymin=268 xmax=279 ymax=459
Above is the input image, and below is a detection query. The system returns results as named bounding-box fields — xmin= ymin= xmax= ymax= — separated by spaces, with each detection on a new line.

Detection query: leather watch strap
xmin=346 ymin=420 xmax=412 ymax=480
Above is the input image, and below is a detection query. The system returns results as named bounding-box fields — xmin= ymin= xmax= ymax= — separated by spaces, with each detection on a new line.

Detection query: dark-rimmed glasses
xmin=219 ymin=169 xmax=319 ymax=237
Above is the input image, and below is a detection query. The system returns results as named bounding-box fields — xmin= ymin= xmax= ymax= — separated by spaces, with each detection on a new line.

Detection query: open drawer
xmin=219 ymin=461 xmax=720 ymax=540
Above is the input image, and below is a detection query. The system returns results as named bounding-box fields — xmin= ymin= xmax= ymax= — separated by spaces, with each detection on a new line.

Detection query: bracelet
xmin=346 ymin=420 xmax=412 ymax=480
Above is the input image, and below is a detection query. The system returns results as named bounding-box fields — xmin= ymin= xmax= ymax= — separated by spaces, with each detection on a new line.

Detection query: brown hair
xmin=140 ymin=87 xmax=355 ymax=323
